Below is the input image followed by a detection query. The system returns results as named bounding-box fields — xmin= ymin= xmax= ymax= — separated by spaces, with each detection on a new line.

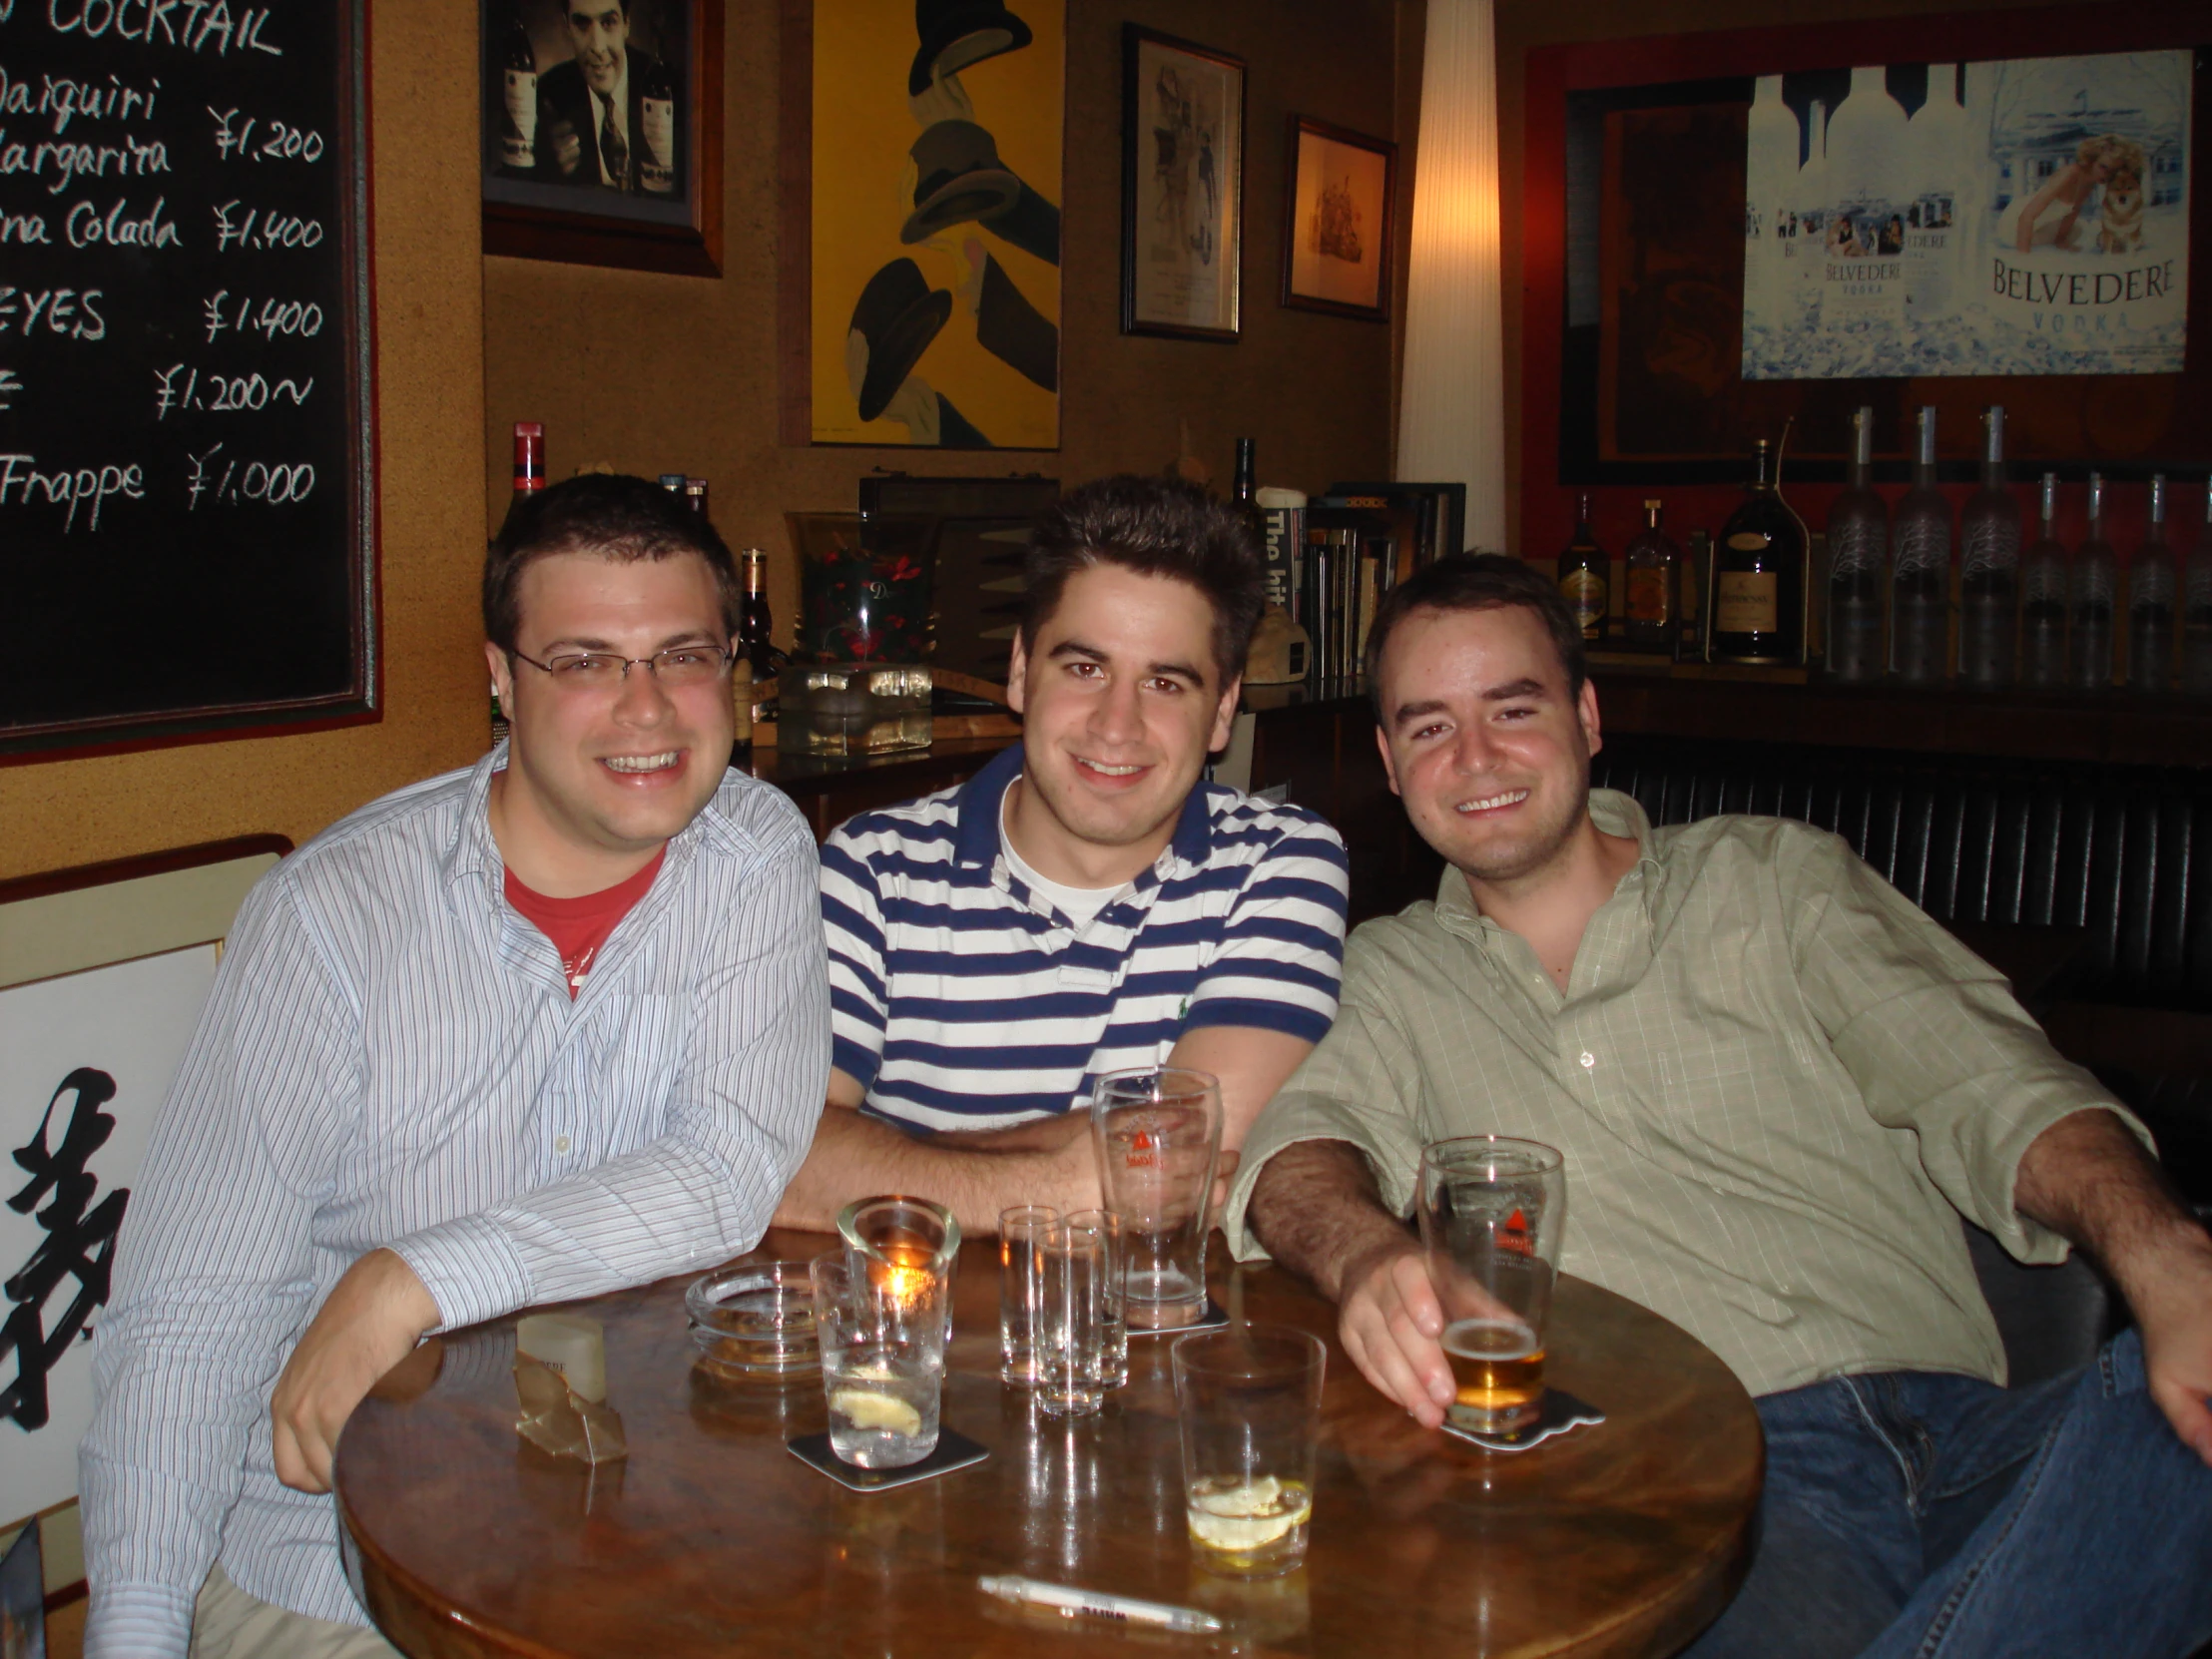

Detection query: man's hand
xmin=2127 ymin=1229 xmax=2212 ymax=1465
xmin=271 ymin=1249 xmax=440 ymax=1493
xmin=548 ymin=120 xmax=583 ymax=177
xmin=1338 ymin=1238 xmax=1455 ymax=1428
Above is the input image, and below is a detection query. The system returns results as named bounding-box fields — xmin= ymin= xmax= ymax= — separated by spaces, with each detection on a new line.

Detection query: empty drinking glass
xmin=1066 ymin=1208 xmax=1128 ymax=1386
xmin=1036 ymin=1220 xmax=1107 ymax=1419
xmin=1091 ymin=1068 xmax=1222 ymax=1331
xmin=999 ymin=1205 xmax=1058 ymax=1386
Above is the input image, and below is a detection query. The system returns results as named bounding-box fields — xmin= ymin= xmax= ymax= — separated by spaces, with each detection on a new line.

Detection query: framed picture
xmin=480 ymin=0 xmax=725 ymax=277
xmin=1121 ymin=27 xmax=1246 ymax=341
xmin=1281 ymin=116 xmax=1397 ymax=321
xmin=797 ymin=0 xmax=1064 ymax=450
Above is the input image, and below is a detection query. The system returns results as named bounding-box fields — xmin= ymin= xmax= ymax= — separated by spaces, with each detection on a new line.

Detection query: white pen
xmin=979 ymin=1574 xmax=1226 ymax=1634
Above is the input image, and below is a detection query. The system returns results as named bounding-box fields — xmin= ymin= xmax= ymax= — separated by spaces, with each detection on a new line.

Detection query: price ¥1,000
xmin=185 ymin=446 xmax=315 ymax=508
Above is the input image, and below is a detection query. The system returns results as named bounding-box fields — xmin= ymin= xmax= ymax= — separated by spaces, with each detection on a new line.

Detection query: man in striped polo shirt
xmin=775 ymin=475 xmax=1351 ymax=1234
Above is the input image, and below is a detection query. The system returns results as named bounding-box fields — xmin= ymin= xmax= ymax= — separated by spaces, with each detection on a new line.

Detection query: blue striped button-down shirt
xmin=80 ymin=752 xmax=830 ymax=1656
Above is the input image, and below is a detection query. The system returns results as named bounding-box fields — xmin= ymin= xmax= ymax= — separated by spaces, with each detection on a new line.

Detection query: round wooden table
xmin=337 ymin=1230 xmax=1762 ymax=1658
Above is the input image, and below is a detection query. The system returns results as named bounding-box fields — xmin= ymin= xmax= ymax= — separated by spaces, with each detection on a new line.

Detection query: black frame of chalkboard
xmin=480 ymin=0 xmax=726 ymax=278
xmin=0 ymin=0 xmax=379 ymax=765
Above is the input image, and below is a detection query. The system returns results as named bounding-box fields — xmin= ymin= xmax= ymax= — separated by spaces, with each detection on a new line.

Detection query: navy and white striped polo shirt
xmin=822 ymin=743 xmax=1351 ymax=1132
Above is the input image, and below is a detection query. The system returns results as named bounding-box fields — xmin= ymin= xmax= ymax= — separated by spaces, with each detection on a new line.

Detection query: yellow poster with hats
xmin=811 ymin=0 xmax=1064 ymax=448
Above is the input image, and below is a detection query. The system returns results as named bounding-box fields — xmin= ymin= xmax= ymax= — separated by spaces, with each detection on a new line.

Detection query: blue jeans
xmin=1685 ymin=1332 xmax=2212 ymax=1659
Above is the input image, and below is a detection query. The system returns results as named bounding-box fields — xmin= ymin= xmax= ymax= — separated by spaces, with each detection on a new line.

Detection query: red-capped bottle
xmin=512 ymin=422 xmax=546 ymax=497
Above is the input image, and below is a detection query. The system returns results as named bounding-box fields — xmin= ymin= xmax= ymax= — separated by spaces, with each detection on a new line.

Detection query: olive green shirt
xmin=1226 ymin=790 xmax=2147 ymax=1397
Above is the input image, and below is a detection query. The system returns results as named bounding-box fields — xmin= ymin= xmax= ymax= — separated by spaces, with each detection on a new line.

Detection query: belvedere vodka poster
xmin=1742 ymin=51 xmax=2190 ymax=379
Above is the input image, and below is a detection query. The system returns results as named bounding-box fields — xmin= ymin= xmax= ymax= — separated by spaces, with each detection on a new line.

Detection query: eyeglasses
xmin=510 ymin=644 xmax=734 ymax=691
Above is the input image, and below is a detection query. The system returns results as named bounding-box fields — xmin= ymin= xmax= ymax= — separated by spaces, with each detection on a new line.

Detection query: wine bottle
xmin=2069 ymin=472 xmax=2117 ymax=691
xmin=737 ymin=547 xmax=784 ymax=681
xmin=494 ymin=421 xmax=548 ymax=746
xmin=1713 ymin=439 xmax=1805 ymax=664
xmin=498 ymin=3 xmax=539 ymax=174
xmin=1890 ymin=405 xmax=1949 ymax=685
xmin=1825 ymin=405 xmax=1886 ymax=683
xmin=2018 ymin=472 xmax=2068 ymax=690
xmin=1957 ymin=405 xmax=2019 ymax=689
xmin=1556 ymin=491 xmax=1607 ymax=645
xmin=1622 ymin=500 xmax=1682 ymax=654
xmin=2127 ymin=475 xmax=2176 ymax=694
xmin=2184 ymin=480 xmax=2212 ymax=699
xmin=1231 ymin=438 xmax=1268 ymax=546
xmin=637 ymin=56 xmax=678 ymax=196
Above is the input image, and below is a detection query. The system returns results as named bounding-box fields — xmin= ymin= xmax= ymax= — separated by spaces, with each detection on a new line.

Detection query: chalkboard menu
xmin=0 ymin=0 xmax=373 ymax=757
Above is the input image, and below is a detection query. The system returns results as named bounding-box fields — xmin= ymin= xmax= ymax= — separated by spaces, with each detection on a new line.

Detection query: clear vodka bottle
xmin=1957 ymin=405 xmax=2019 ymax=689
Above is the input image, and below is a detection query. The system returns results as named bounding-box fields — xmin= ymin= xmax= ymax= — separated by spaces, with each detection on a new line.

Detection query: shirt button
xmin=1578 ymin=1051 xmax=1595 ymax=1069
xmin=554 ymin=1134 xmax=572 ymax=1154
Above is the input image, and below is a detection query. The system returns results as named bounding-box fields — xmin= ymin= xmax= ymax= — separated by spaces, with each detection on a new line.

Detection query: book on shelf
xmin=1300 ymin=505 xmax=1398 ymax=685
xmin=1322 ymin=481 xmax=1468 ymax=571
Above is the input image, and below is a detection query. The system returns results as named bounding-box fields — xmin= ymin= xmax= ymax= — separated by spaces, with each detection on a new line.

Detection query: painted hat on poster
xmin=847 ymin=257 xmax=953 ymax=422
xmin=901 ymin=121 xmax=1023 ymax=245
xmin=908 ymin=0 xmax=1032 ymax=97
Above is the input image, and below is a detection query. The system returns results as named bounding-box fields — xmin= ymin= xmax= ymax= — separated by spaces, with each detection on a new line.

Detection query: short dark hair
xmin=483 ymin=473 xmax=741 ymax=653
xmin=1363 ymin=552 xmax=1587 ymax=723
xmin=1020 ymin=475 xmax=1265 ymax=688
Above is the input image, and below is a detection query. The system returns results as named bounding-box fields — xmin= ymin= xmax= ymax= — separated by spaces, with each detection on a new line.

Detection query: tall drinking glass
xmin=810 ymin=1250 xmax=947 ymax=1468
xmin=1415 ymin=1136 xmax=1567 ymax=1436
xmin=999 ymin=1205 xmax=1058 ymax=1386
xmin=1066 ymin=1208 xmax=1128 ymax=1386
xmin=1174 ymin=1324 xmax=1325 ymax=1578
xmin=1091 ymin=1068 xmax=1222 ymax=1331
xmin=1036 ymin=1220 xmax=1107 ymax=1418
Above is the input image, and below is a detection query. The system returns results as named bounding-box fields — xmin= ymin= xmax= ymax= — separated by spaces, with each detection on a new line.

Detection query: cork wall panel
xmin=2 ymin=0 xmax=490 ymax=881
xmin=482 ymin=0 xmax=1414 ymax=647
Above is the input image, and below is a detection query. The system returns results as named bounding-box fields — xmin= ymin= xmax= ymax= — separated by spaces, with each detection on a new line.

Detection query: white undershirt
xmin=1001 ymin=791 xmax=1128 ymax=929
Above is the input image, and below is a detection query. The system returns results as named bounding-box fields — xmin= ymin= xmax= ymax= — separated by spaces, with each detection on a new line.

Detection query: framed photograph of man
xmin=1281 ymin=116 xmax=1397 ymax=321
xmin=481 ymin=0 xmax=725 ymax=276
xmin=1121 ymin=27 xmax=1246 ymax=341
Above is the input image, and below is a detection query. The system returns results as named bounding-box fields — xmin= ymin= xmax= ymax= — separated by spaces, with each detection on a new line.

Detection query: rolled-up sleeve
xmin=1224 ymin=928 xmax=1431 ymax=1261
xmin=1787 ymin=830 xmax=2151 ymax=1266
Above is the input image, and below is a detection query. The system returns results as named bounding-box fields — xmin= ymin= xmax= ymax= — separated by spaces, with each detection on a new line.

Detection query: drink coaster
xmin=1127 ymin=1297 xmax=1230 ymax=1338
xmin=788 ymin=1426 xmax=989 ymax=1490
xmin=1440 ymin=1388 xmax=1605 ymax=1453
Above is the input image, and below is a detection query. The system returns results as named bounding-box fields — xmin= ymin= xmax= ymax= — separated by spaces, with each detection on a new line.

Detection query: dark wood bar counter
xmin=336 ymin=1233 xmax=1762 ymax=1659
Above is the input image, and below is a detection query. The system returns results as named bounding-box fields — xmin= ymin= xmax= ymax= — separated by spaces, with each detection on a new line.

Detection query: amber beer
xmin=1441 ymin=1317 xmax=1544 ymax=1433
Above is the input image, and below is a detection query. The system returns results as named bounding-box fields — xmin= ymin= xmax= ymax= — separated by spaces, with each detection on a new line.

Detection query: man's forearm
xmin=1248 ymin=1139 xmax=1418 ymax=1303
xmin=773 ymin=1107 xmax=1093 ymax=1236
xmin=2015 ymin=1107 xmax=2211 ymax=1307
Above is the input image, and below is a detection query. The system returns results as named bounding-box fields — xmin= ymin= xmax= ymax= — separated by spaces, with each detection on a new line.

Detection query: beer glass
xmin=1091 ymin=1067 xmax=1222 ymax=1331
xmin=1415 ymin=1136 xmax=1566 ymax=1435
xmin=1174 ymin=1324 xmax=1325 ymax=1577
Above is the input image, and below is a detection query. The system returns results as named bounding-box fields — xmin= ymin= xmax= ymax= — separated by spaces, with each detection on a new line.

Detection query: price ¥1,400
xmin=203 ymin=290 xmax=324 ymax=343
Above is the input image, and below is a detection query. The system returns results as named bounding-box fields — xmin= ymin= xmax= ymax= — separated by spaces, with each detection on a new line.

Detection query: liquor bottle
xmin=1957 ymin=405 xmax=2019 ymax=689
xmin=1622 ymin=501 xmax=1681 ymax=654
xmin=1903 ymin=65 xmax=1965 ymax=323
xmin=498 ymin=3 xmax=538 ymax=175
xmin=2127 ymin=475 xmax=2176 ymax=694
xmin=1683 ymin=529 xmax=1710 ymax=660
xmin=684 ymin=476 xmax=710 ymax=518
xmin=1820 ymin=67 xmax=1909 ymax=332
xmin=2183 ymin=480 xmax=2212 ymax=699
xmin=1743 ymin=76 xmax=1799 ymax=319
xmin=1795 ymin=101 xmax=1830 ymax=317
xmin=2018 ymin=472 xmax=2068 ymax=690
xmin=494 ymin=421 xmax=548 ymax=746
xmin=1889 ymin=405 xmax=1949 ymax=685
xmin=1712 ymin=439 xmax=1805 ymax=664
xmin=659 ymin=472 xmax=687 ymax=495
xmin=637 ymin=55 xmax=678 ymax=196
xmin=1556 ymin=492 xmax=1607 ymax=645
xmin=737 ymin=548 xmax=783 ymax=681
xmin=2069 ymin=472 xmax=2117 ymax=690
xmin=1825 ymin=405 xmax=1886 ymax=683
xmin=1231 ymin=438 xmax=1266 ymax=545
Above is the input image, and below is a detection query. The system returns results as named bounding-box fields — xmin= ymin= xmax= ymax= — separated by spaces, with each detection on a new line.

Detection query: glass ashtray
xmin=687 ymin=1261 xmax=821 ymax=1380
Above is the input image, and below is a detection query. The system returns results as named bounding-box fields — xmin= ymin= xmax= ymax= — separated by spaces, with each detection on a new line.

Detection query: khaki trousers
xmin=190 ymin=1565 xmax=402 ymax=1659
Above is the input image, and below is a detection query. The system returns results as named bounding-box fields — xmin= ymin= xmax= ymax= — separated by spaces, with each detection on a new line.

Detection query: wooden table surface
xmin=336 ymin=1230 xmax=1762 ymax=1659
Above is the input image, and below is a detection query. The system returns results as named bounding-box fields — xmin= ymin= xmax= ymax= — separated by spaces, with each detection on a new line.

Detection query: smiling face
xmin=486 ymin=549 xmax=733 ymax=890
xmin=1373 ymin=603 xmax=1602 ymax=888
xmin=566 ymin=1 xmax=630 ymax=96
xmin=1005 ymin=562 xmax=1239 ymax=885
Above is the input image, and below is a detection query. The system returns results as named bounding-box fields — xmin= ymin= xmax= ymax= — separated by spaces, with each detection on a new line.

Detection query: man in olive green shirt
xmin=1234 ymin=555 xmax=2212 ymax=1659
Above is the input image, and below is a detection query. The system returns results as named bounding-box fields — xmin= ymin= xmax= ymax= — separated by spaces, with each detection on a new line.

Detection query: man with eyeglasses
xmin=81 ymin=474 xmax=829 ymax=1659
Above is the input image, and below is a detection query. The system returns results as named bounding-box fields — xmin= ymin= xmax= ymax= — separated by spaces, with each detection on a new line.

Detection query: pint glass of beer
xmin=1415 ymin=1137 xmax=1566 ymax=1435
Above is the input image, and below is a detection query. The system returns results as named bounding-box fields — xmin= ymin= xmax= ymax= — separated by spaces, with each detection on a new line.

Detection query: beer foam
xmin=1441 ymin=1317 xmax=1538 ymax=1362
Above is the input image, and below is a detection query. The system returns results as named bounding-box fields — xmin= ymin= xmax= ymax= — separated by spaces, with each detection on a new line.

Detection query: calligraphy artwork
xmin=0 ymin=943 xmax=215 ymax=1522
xmin=3 ymin=1069 xmax=129 ymax=1433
